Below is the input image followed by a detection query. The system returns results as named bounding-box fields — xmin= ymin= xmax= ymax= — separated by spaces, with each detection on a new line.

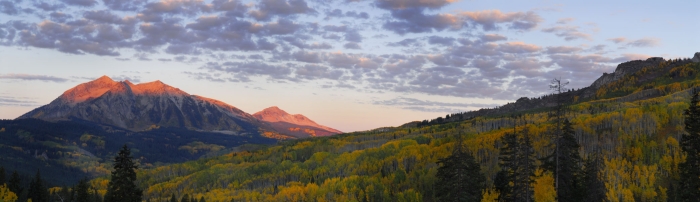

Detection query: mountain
xmin=253 ymin=106 xmax=342 ymax=138
xmin=18 ymin=76 xmax=265 ymax=134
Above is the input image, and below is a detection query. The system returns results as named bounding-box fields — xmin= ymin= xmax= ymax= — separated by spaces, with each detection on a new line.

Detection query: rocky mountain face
xmin=253 ymin=106 xmax=342 ymax=138
xmin=18 ymin=76 xmax=265 ymax=134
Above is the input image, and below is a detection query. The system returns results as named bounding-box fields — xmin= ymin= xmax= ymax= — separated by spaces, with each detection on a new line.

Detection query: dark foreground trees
xmin=435 ymin=135 xmax=486 ymax=202
xmin=104 ymin=145 xmax=142 ymax=202
xmin=680 ymin=89 xmax=700 ymax=200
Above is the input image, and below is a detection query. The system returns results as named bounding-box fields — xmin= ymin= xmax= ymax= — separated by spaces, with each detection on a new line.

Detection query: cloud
xmin=627 ymin=37 xmax=660 ymax=47
xmin=183 ymin=71 xmax=226 ymax=82
xmin=461 ymin=10 xmax=542 ymax=31
xmin=60 ymin=0 xmax=97 ymax=7
xmin=498 ymin=41 xmax=541 ymax=54
xmin=608 ymin=37 xmax=626 ymax=44
xmin=0 ymin=0 xmax=23 ymax=15
xmin=541 ymin=25 xmax=591 ymax=41
xmin=249 ymin=0 xmax=315 ymax=21
xmin=110 ymin=75 xmax=141 ymax=82
xmin=374 ymin=97 xmax=500 ymax=112
xmin=0 ymin=74 xmax=69 ymax=82
xmin=344 ymin=42 xmax=362 ymax=49
xmin=479 ymin=34 xmax=507 ymax=42
xmin=545 ymin=46 xmax=582 ymax=54
xmin=0 ymin=96 xmax=40 ymax=107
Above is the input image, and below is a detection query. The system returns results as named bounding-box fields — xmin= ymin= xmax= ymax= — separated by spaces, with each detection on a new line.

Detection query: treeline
xmin=0 ymin=119 xmax=275 ymax=185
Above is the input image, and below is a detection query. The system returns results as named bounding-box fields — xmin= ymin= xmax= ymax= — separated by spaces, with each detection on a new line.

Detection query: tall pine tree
xmin=104 ymin=145 xmax=142 ymax=202
xmin=75 ymin=178 xmax=91 ymax=202
xmin=27 ymin=170 xmax=48 ymax=202
xmin=582 ymin=154 xmax=606 ymax=202
xmin=544 ymin=119 xmax=583 ymax=202
xmin=495 ymin=132 xmax=518 ymax=202
xmin=513 ymin=128 xmax=535 ymax=202
xmin=680 ymin=89 xmax=700 ymax=200
xmin=0 ymin=166 xmax=5 ymax=185
xmin=496 ymin=127 xmax=535 ymax=202
xmin=8 ymin=171 xmax=22 ymax=199
xmin=435 ymin=134 xmax=486 ymax=202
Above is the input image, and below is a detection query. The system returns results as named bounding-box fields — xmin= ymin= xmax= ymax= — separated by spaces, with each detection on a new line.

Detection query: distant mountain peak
xmin=60 ymin=75 xmax=119 ymax=105
xmin=253 ymin=106 xmax=342 ymax=136
xmin=130 ymin=80 xmax=187 ymax=96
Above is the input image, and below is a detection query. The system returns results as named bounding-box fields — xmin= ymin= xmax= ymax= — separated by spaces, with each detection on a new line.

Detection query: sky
xmin=0 ymin=0 xmax=698 ymax=132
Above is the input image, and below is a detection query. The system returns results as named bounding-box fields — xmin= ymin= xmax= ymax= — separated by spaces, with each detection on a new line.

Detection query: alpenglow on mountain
xmin=17 ymin=76 xmax=340 ymax=138
xmin=253 ymin=106 xmax=342 ymax=137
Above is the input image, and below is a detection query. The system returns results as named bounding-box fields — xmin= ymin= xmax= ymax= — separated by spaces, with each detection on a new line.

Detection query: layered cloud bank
xmin=0 ymin=0 xmax=667 ymax=111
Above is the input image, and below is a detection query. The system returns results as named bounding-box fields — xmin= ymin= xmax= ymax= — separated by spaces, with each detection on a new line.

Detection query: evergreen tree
xmin=496 ymin=128 xmax=536 ymax=202
xmin=0 ymin=166 xmax=5 ymax=185
xmin=495 ymin=133 xmax=518 ymax=201
xmin=680 ymin=89 xmax=700 ymax=200
xmin=170 ymin=194 xmax=177 ymax=202
xmin=180 ymin=194 xmax=190 ymax=202
xmin=582 ymin=154 xmax=605 ymax=202
xmin=27 ymin=170 xmax=48 ymax=202
xmin=435 ymin=135 xmax=486 ymax=202
xmin=513 ymin=128 xmax=535 ymax=202
xmin=7 ymin=171 xmax=21 ymax=198
xmin=199 ymin=196 xmax=205 ymax=202
xmin=543 ymin=119 xmax=583 ymax=202
xmin=104 ymin=145 xmax=143 ymax=202
xmin=75 ymin=178 xmax=91 ymax=202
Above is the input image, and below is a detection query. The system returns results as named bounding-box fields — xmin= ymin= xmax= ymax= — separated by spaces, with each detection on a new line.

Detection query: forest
xmin=83 ymin=59 xmax=698 ymax=201
xmin=1 ymin=58 xmax=700 ymax=201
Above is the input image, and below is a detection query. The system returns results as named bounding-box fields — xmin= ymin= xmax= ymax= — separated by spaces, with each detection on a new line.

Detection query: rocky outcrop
xmin=693 ymin=52 xmax=700 ymax=63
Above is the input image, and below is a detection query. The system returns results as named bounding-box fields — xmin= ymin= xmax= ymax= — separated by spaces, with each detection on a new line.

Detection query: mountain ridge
xmin=17 ymin=76 xmax=342 ymax=138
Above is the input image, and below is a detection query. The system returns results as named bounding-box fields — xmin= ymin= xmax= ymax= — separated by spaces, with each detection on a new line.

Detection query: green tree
xmin=495 ymin=132 xmax=518 ymax=201
xmin=75 ymin=178 xmax=91 ymax=202
xmin=582 ymin=154 xmax=605 ymax=202
xmin=199 ymin=196 xmax=205 ymax=202
xmin=680 ymin=89 xmax=700 ymax=200
xmin=169 ymin=194 xmax=177 ymax=202
xmin=7 ymin=171 xmax=21 ymax=198
xmin=180 ymin=194 xmax=190 ymax=202
xmin=544 ymin=119 xmax=583 ymax=202
xmin=513 ymin=128 xmax=535 ymax=202
xmin=496 ymin=127 xmax=535 ymax=202
xmin=27 ymin=170 xmax=48 ymax=202
xmin=435 ymin=135 xmax=485 ymax=202
xmin=0 ymin=166 xmax=5 ymax=185
xmin=104 ymin=145 xmax=142 ymax=202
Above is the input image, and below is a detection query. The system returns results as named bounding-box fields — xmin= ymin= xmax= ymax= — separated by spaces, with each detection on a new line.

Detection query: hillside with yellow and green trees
xmin=2 ymin=56 xmax=700 ymax=202
xmin=80 ymin=57 xmax=699 ymax=202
